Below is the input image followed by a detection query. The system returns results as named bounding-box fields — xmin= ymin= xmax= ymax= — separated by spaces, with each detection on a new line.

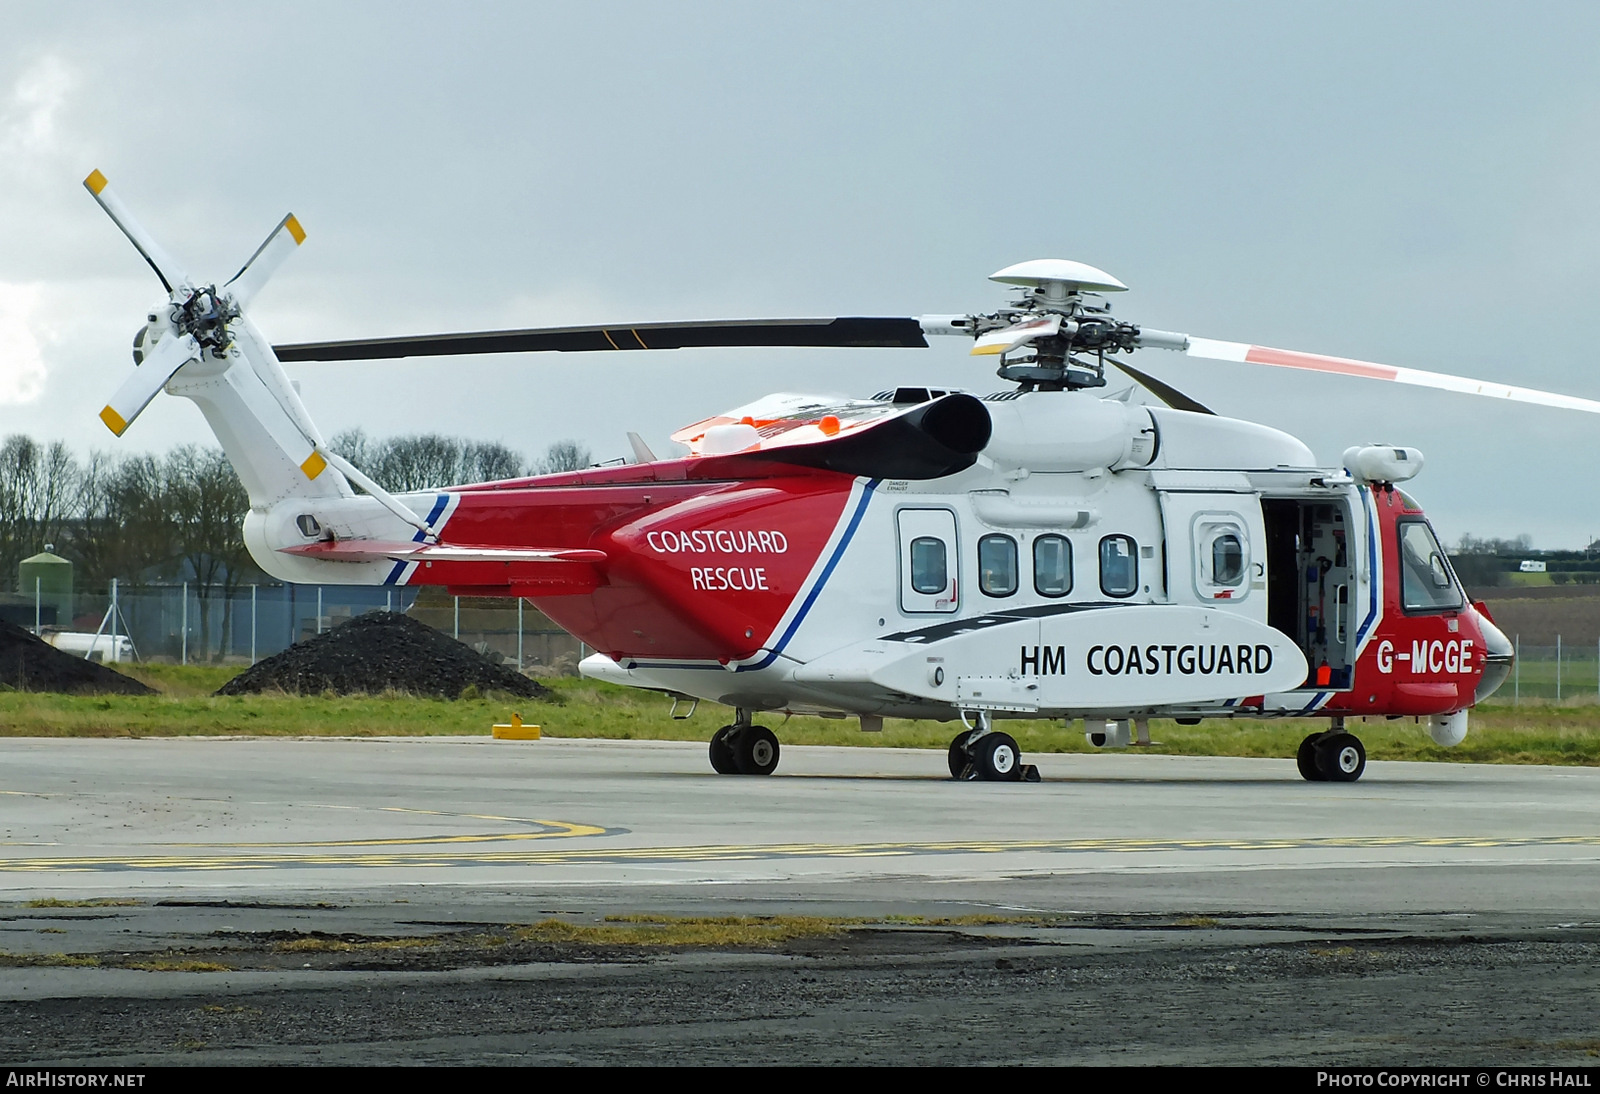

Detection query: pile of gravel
xmin=0 ymin=621 xmax=154 ymax=695
xmin=216 ymin=611 xmax=551 ymax=699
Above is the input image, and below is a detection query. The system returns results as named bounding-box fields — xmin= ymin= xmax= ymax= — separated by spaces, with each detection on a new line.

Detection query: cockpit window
xmin=1398 ymin=520 xmax=1463 ymax=612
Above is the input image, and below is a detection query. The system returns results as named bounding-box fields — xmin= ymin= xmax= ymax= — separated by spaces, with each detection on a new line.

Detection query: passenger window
xmin=1211 ymin=533 xmax=1245 ymax=587
xmin=978 ymin=534 xmax=1018 ymax=597
xmin=1100 ymin=535 xmax=1138 ymax=597
xmin=909 ymin=537 xmax=948 ymax=595
xmin=1034 ymin=535 xmax=1072 ymax=597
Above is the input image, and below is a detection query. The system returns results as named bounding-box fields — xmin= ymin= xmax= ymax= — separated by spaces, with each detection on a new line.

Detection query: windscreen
xmin=1398 ymin=520 xmax=1463 ymax=611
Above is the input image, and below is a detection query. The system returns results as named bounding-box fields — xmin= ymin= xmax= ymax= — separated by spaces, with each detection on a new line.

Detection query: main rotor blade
xmin=1181 ymin=338 xmax=1600 ymax=416
xmin=82 ymin=170 xmax=191 ymax=294
xmin=272 ymin=317 xmax=929 ymax=362
xmin=99 ymin=332 xmax=199 ymax=436
xmin=1108 ymin=358 xmax=1214 ymax=415
xmin=224 ymin=213 xmax=306 ymax=308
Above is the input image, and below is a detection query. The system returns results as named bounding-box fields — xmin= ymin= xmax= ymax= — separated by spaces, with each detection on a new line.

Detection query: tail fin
xmin=165 ymin=316 xmax=353 ymax=508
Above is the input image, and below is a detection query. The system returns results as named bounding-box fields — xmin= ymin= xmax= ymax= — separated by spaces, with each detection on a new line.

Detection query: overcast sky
xmin=4 ymin=1 xmax=1600 ymax=546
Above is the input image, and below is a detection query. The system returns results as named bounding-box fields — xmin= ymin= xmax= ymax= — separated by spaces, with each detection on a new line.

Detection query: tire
xmin=709 ymin=726 xmax=739 ymax=775
xmin=1296 ymin=734 xmax=1325 ymax=782
xmin=972 ymin=732 xmax=1022 ymax=782
xmin=734 ymin=725 xmax=781 ymax=776
xmin=1315 ymin=732 xmax=1366 ymax=783
xmin=948 ymin=732 xmax=972 ymax=779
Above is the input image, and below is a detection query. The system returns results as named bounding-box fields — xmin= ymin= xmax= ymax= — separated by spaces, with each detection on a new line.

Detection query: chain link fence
xmin=1504 ymin=638 xmax=1600 ymax=703
xmin=7 ymin=582 xmax=583 ymax=673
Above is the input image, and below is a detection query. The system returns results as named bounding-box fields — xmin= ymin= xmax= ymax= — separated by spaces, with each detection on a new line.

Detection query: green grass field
xmin=0 ymin=665 xmax=1595 ymax=766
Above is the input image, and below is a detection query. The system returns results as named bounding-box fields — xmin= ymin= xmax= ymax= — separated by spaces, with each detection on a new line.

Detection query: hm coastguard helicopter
xmin=89 ymin=170 xmax=1598 ymax=784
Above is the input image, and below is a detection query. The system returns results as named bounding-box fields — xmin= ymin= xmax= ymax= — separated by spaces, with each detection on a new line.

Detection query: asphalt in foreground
xmin=3 ymin=900 xmax=1598 ymax=1066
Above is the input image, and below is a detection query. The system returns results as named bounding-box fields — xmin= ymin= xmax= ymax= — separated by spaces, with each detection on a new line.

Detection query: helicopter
xmin=85 ymin=169 xmax=1600 ymax=784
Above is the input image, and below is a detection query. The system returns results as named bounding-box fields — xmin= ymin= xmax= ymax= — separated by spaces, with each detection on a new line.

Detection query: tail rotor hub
xmin=172 ymin=286 xmax=239 ymax=357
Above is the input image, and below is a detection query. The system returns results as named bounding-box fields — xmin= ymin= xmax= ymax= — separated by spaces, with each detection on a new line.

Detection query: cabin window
xmin=1034 ymin=535 xmax=1072 ymax=597
xmin=909 ymin=536 xmax=948 ymax=595
xmin=1100 ymin=535 xmax=1139 ymax=598
xmin=1398 ymin=520 xmax=1463 ymax=612
xmin=978 ymin=534 xmax=1018 ymax=597
xmin=1211 ymin=533 xmax=1245 ymax=587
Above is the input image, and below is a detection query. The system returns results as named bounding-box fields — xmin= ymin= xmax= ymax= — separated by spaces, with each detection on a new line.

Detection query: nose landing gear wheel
xmin=1314 ymin=732 xmax=1366 ymax=782
xmin=709 ymin=726 xmax=739 ymax=775
xmin=733 ymin=725 xmax=781 ymax=776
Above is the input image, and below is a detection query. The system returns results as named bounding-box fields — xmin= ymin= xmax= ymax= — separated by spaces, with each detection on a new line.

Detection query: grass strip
xmin=0 ymin=669 xmax=1594 ymax=766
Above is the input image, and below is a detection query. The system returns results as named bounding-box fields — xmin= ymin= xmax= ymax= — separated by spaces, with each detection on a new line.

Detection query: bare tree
xmin=537 ymin=440 xmax=593 ymax=474
xmin=331 ymin=430 xmax=529 ymax=491
xmin=68 ymin=452 xmax=176 ymax=592
xmin=164 ymin=446 xmax=253 ymax=659
xmin=462 ymin=441 xmax=525 ymax=483
xmin=0 ymin=435 xmax=82 ymax=582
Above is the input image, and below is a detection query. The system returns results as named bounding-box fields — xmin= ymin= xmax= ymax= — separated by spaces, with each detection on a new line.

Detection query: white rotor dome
xmin=989 ymin=259 xmax=1127 ymax=293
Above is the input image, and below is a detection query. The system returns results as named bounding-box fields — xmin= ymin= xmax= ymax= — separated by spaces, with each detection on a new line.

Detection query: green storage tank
xmin=18 ymin=547 xmax=71 ymax=629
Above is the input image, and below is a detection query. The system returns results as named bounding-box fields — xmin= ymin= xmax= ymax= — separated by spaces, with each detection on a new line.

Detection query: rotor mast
xmin=966 ymin=260 xmax=1150 ymax=392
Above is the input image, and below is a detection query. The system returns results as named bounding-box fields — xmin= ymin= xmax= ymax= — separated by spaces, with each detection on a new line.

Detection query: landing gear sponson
xmin=709 ymin=710 xmax=781 ymax=776
xmin=1296 ymin=718 xmax=1367 ymax=782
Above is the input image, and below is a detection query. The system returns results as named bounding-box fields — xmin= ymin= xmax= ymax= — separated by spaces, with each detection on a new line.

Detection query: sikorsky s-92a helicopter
xmin=86 ymin=171 xmax=1600 ymax=783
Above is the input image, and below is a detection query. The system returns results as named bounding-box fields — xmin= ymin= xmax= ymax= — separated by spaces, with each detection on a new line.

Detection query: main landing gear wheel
xmin=972 ymin=732 xmax=1023 ymax=782
xmin=948 ymin=732 xmax=972 ymax=778
xmin=709 ymin=726 xmax=739 ymax=775
xmin=733 ymin=725 xmax=781 ymax=776
xmin=1315 ymin=732 xmax=1366 ymax=783
xmin=1296 ymin=734 xmax=1325 ymax=782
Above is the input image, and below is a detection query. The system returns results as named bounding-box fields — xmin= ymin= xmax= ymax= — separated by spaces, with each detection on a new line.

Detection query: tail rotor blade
xmin=1181 ymin=338 xmax=1600 ymax=416
xmin=224 ymin=213 xmax=307 ymax=308
xmin=82 ymin=170 xmax=192 ymax=294
xmin=99 ymin=332 xmax=199 ymax=436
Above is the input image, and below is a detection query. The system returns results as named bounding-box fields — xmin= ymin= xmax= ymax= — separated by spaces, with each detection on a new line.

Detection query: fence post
xmin=1557 ymin=634 xmax=1562 ymax=701
xmin=34 ymin=577 xmax=40 ymax=634
xmin=110 ymin=578 xmax=119 ymax=658
xmin=517 ymin=597 xmax=524 ymax=671
xmin=251 ymin=584 xmax=258 ymax=664
xmin=1514 ymin=633 xmax=1520 ymax=705
xmin=387 ymin=589 xmax=393 ymax=613
xmin=180 ymin=581 xmax=187 ymax=665
xmin=317 ymin=586 xmax=323 ymax=635
xmin=454 ymin=596 xmax=460 ymax=640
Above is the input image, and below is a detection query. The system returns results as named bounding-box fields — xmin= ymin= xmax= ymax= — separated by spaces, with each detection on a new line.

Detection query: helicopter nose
xmin=1470 ymin=606 xmax=1515 ymax=703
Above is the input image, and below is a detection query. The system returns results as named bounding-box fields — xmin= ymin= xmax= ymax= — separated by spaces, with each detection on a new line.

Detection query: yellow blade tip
xmin=300 ymin=450 xmax=328 ymax=480
xmin=84 ymin=169 xmax=108 ymax=195
xmin=970 ymin=344 xmax=1003 ymax=356
xmin=99 ymin=405 xmax=128 ymax=435
xmin=284 ymin=214 xmax=305 ymax=245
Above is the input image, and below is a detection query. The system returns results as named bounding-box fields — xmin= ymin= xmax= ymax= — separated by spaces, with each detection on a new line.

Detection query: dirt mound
xmin=216 ymin=611 xmax=552 ymax=699
xmin=0 ymin=621 xmax=154 ymax=695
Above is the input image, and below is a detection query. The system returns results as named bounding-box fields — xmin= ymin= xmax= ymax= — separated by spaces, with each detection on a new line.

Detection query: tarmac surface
xmin=2 ymin=735 xmax=1598 ymax=1065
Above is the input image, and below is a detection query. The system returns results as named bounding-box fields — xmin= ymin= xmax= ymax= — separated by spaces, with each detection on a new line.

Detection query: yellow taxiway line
xmin=2 ymin=834 xmax=1599 ymax=874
